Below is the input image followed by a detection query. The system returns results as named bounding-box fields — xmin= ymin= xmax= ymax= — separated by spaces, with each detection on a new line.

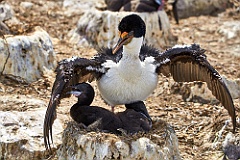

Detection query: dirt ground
xmin=1 ymin=0 xmax=240 ymax=159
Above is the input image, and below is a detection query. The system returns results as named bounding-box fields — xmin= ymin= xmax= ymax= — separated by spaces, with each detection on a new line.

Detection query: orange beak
xmin=112 ymin=31 xmax=134 ymax=54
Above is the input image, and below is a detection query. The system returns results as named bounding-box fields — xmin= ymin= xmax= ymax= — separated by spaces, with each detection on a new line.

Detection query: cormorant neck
xmin=77 ymin=91 xmax=95 ymax=106
xmin=115 ymin=37 xmax=144 ymax=79
xmin=77 ymin=98 xmax=92 ymax=106
xmin=122 ymin=37 xmax=143 ymax=59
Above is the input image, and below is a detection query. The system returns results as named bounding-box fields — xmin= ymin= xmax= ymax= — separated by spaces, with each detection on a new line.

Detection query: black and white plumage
xmin=69 ymin=82 xmax=151 ymax=135
xmin=44 ymin=14 xmax=236 ymax=153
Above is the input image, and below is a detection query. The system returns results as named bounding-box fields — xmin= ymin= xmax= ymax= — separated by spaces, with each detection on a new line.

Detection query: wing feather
xmin=43 ymin=57 xmax=105 ymax=153
xmin=156 ymin=44 xmax=236 ymax=133
xmin=44 ymin=47 xmax=122 ymax=154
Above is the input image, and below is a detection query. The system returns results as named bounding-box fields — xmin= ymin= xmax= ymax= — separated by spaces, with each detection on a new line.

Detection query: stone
xmin=0 ymin=3 xmax=14 ymax=21
xmin=217 ymin=21 xmax=240 ymax=57
xmin=222 ymin=77 xmax=240 ymax=99
xmin=57 ymin=119 xmax=181 ymax=160
xmin=218 ymin=21 xmax=240 ymax=40
xmin=0 ymin=104 xmax=66 ymax=160
xmin=170 ymin=81 xmax=218 ymax=104
xmin=217 ymin=20 xmax=240 ymax=57
xmin=62 ymin=0 xmax=106 ymax=17
xmin=173 ymin=77 xmax=240 ymax=104
xmin=20 ymin=2 xmax=34 ymax=10
xmin=176 ymin=0 xmax=232 ymax=19
xmin=69 ymin=9 xmax=177 ymax=50
xmin=222 ymin=132 xmax=240 ymax=160
xmin=0 ymin=27 xmax=57 ymax=83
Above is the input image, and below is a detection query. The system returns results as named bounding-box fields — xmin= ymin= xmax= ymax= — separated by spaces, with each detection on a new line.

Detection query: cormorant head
xmin=113 ymin=14 xmax=146 ymax=54
xmin=68 ymin=82 xmax=95 ymax=106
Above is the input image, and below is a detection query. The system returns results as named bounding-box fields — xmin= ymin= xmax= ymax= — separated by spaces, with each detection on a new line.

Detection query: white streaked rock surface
xmin=0 ymin=95 xmax=68 ymax=159
xmin=57 ymin=119 xmax=181 ymax=160
xmin=0 ymin=3 xmax=14 ymax=21
xmin=0 ymin=27 xmax=56 ymax=82
xmin=69 ymin=10 xmax=177 ymax=50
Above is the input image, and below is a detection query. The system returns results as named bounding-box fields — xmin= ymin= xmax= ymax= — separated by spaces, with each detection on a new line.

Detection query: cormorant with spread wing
xmin=44 ymin=14 xmax=236 ymax=153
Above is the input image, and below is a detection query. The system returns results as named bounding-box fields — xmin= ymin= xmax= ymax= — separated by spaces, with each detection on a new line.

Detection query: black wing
xmin=156 ymin=44 xmax=236 ymax=133
xmin=43 ymin=47 xmax=122 ymax=153
xmin=43 ymin=57 xmax=106 ymax=153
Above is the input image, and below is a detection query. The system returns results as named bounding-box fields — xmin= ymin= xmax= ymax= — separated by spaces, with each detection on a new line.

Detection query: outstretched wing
xmin=156 ymin=44 xmax=236 ymax=133
xmin=43 ymin=57 xmax=106 ymax=153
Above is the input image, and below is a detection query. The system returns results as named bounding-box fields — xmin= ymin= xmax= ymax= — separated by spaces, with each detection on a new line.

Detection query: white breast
xmin=97 ymin=56 xmax=158 ymax=106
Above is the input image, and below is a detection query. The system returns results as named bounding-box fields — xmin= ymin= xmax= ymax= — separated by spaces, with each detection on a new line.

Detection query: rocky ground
xmin=0 ymin=0 xmax=240 ymax=159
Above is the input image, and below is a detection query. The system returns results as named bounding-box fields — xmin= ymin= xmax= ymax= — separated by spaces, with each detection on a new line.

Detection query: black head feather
xmin=118 ymin=14 xmax=146 ymax=38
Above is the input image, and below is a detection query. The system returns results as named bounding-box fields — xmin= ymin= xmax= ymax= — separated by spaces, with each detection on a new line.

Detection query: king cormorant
xmin=44 ymin=14 xmax=236 ymax=153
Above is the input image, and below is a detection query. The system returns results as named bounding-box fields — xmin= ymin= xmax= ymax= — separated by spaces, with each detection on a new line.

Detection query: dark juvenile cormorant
xmin=117 ymin=101 xmax=152 ymax=134
xmin=44 ymin=14 xmax=236 ymax=152
xmin=69 ymin=82 xmax=151 ymax=134
xmin=69 ymin=82 xmax=122 ymax=133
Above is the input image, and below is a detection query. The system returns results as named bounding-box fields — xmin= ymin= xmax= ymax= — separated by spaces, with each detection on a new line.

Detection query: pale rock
xmin=0 ymin=27 xmax=57 ymax=82
xmin=222 ymin=132 xmax=240 ymax=160
xmin=0 ymin=108 xmax=68 ymax=159
xmin=170 ymin=81 xmax=217 ymax=104
xmin=63 ymin=0 xmax=95 ymax=10
xmin=69 ymin=10 xmax=177 ymax=50
xmin=57 ymin=120 xmax=181 ymax=160
xmin=20 ymin=2 xmax=34 ymax=10
xmin=217 ymin=21 xmax=240 ymax=56
xmin=0 ymin=3 xmax=14 ymax=21
xmin=62 ymin=0 xmax=106 ymax=17
xmin=0 ymin=3 xmax=13 ymax=34
xmin=218 ymin=21 xmax=240 ymax=40
xmin=0 ymin=95 xmax=46 ymax=111
xmin=180 ymin=82 xmax=218 ymax=104
xmin=222 ymin=77 xmax=240 ymax=99
xmin=175 ymin=77 xmax=240 ymax=104
xmin=0 ymin=95 xmax=69 ymax=159
xmin=176 ymin=0 xmax=232 ymax=19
